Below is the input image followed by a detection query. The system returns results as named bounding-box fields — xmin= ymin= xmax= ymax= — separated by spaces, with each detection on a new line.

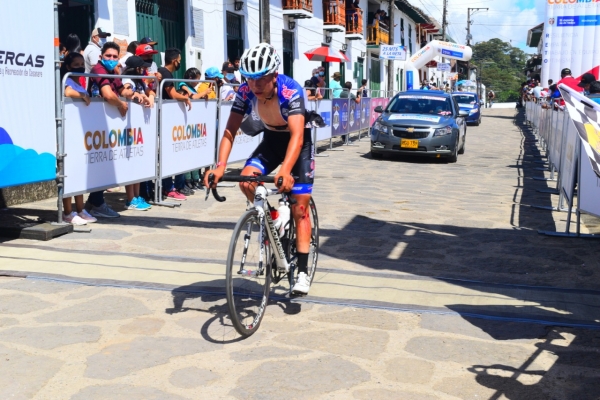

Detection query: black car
xmin=370 ymin=90 xmax=468 ymax=162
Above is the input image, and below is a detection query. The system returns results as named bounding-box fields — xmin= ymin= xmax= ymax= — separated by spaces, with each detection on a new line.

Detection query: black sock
xmin=297 ymin=252 xmax=309 ymax=275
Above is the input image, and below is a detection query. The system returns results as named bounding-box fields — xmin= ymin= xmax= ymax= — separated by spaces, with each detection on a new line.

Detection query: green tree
xmin=472 ymin=39 xmax=529 ymax=102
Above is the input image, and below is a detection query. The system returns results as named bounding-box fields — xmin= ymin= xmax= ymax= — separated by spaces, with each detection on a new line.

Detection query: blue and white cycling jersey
xmin=231 ymin=74 xmax=306 ymax=131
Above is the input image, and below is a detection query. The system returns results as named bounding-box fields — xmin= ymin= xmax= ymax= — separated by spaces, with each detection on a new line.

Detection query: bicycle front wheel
xmin=226 ymin=209 xmax=272 ymax=337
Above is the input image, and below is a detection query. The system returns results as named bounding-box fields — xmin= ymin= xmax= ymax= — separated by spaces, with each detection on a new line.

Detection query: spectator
xmin=196 ymin=66 xmax=224 ymax=100
xmin=120 ymin=56 xmax=155 ymax=211
xmin=135 ymin=43 xmax=161 ymax=90
xmin=178 ymin=67 xmax=203 ymax=99
xmin=586 ymin=81 xmax=600 ymax=104
xmin=119 ymin=41 xmax=139 ymax=68
xmin=85 ymin=42 xmax=140 ymax=218
xmin=304 ymin=79 xmax=323 ymax=101
xmin=531 ymin=80 xmax=543 ymax=99
xmin=339 ymin=81 xmax=360 ymax=142
xmin=59 ymin=43 xmax=67 ymax=61
xmin=139 ymin=37 xmax=159 ymax=75
xmin=359 ymin=79 xmax=369 ymax=97
xmin=83 ymin=27 xmax=111 ymax=73
xmin=330 ymin=71 xmax=343 ymax=98
xmin=60 ymin=52 xmax=96 ymax=225
xmin=221 ymin=65 xmax=238 ymax=100
xmin=65 ymin=33 xmax=83 ymax=55
xmin=346 ymin=0 xmax=361 ymax=30
xmin=157 ymin=47 xmax=192 ymax=200
xmin=557 ymin=68 xmax=584 ymax=93
xmin=178 ymin=67 xmax=203 ymax=190
xmin=487 ymin=89 xmax=495 ymax=108
xmin=547 ymin=79 xmax=553 ymax=88
xmin=231 ymin=56 xmax=243 ymax=83
xmin=578 ymin=73 xmax=596 ymax=95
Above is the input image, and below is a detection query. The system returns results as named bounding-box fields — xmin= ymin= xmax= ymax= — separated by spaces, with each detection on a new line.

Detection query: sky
xmin=414 ymin=0 xmax=546 ymax=54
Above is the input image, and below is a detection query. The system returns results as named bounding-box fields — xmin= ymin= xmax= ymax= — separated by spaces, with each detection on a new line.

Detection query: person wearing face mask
xmin=83 ymin=27 xmax=111 ymax=73
xmin=221 ymin=65 xmax=238 ymax=100
xmin=157 ymin=48 xmax=193 ymax=201
xmin=59 ymin=52 xmax=96 ymax=225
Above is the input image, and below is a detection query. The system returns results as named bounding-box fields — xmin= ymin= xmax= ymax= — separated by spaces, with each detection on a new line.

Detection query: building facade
xmin=58 ymin=0 xmax=452 ymax=91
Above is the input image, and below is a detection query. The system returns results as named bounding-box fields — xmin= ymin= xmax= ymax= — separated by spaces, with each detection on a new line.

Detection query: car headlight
xmin=469 ymin=108 xmax=478 ymax=115
xmin=433 ymin=126 xmax=453 ymax=136
xmin=373 ymin=121 xmax=390 ymax=134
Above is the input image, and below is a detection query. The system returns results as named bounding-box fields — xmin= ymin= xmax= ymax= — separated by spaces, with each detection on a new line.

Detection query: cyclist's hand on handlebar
xmin=203 ymin=168 xmax=224 ymax=188
xmin=275 ymin=171 xmax=295 ymax=193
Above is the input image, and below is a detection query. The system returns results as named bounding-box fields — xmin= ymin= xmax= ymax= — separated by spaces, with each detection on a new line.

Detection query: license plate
xmin=400 ymin=139 xmax=419 ymax=149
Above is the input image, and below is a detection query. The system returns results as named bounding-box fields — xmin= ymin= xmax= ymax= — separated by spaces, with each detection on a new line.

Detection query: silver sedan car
xmin=370 ymin=91 xmax=468 ymax=162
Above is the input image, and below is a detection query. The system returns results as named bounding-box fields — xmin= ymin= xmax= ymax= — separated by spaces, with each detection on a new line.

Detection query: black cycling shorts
xmin=244 ymin=128 xmax=314 ymax=195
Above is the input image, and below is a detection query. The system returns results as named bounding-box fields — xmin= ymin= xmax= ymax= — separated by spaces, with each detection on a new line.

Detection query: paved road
xmin=1 ymin=107 xmax=599 ymax=399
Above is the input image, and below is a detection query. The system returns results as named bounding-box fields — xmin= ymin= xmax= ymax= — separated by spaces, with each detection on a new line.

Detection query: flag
xmin=558 ymin=84 xmax=600 ymax=178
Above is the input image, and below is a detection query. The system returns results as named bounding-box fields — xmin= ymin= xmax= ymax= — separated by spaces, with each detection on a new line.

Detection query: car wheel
xmin=371 ymin=151 xmax=384 ymax=159
xmin=474 ymin=118 xmax=480 ymax=126
xmin=448 ymin=137 xmax=459 ymax=163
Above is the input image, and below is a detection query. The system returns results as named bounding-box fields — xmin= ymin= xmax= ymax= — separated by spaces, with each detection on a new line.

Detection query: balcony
xmin=323 ymin=0 xmax=345 ymax=32
xmin=282 ymin=0 xmax=313 ymax=19
xmin=367 ymin=20 xmax=389 ymax=46
xmin=345 ymin=8 xmax=363 ymax=40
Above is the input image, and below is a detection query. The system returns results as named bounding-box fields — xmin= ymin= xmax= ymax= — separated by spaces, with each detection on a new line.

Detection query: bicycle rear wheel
xmin=226 ymin=209 xmax=271 ymax=336
xmin=288 ymin=197 xmax=319 ymax=287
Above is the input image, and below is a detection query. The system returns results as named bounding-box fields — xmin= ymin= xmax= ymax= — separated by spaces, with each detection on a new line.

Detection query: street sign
xmin=380 ymin=45 xmax=407 ymax=60
xmin=437 ymin=63 xmax=451 ymax=72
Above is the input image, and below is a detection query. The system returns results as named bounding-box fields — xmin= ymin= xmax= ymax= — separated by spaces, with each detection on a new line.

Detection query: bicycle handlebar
xmin=205 ymin=174 xmax=296 ymax=204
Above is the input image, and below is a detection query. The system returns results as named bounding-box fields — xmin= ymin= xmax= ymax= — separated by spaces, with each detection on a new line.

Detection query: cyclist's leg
xmin=290 ymin=129 xmax=314 ymax=277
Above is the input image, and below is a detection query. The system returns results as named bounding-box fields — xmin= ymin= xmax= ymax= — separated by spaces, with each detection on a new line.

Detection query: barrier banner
xmin=311 ymin=99 xmax=332 ymax=141
xmin=360 ymin=98 xmax=371 ymax=131
xmin=579 ymin=140 xmax=600 ymax=218
xmin=63 ymin=99 xmax=157 ymax=197
xmin=331 ymin=99 xmax=349 ymax=137
xmin=0 ymin=1 xmax=56 ymax=188
xmin=160 ymin=100 xmax=217 ymax=177
xmin=542 ymin=1 xmax=600 ymax=85
xmin=218 ymin=103 xmax=263 ymax=164
xmin=560 ymin=85 xmax=600 ymax=178
xmin=348 ymin=98 xmax=360 ymax=134
xmin=370 ymin=98 xmax=383 ymax=126
xmin=550 ymin=109 xmax=565 ymax=171
xmin=560 ymin=120 xmax=579 ymax=204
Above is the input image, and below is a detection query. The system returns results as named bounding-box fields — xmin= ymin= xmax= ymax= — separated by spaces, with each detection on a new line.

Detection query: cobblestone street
xmin=1 ymin=107 xmax=599 ymax=399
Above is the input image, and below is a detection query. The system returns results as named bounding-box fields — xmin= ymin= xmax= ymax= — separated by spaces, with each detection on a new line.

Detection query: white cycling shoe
xmin=292 ymin=272 xmax=310 ymax=295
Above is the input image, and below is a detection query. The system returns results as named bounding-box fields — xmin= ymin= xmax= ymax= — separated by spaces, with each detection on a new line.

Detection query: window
xmin=227 ymin=12 xmax=244 ymax=63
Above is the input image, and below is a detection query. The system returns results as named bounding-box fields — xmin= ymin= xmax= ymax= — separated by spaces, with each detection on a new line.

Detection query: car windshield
xmin=388 ymin=95 xmax=453 ymax=116
xmin=453 ymin=95 xmax=477 ymax=105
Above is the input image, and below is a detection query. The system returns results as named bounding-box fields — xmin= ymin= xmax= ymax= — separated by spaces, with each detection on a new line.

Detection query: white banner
xmin=380 ymin=45 xmax=407 ymax=61
xmin=542 ymin=2 xmax=600 ymax=84
xmin=550 ymin=109 xmax=565 ymax=171
xmin=309 ymin=99 xmax=332 ymax=142
xmin=160 ymin=100 xmax=217 ymax=177
xmin=218 ymin=103 xmax=263 ymax=165
xmin=63 ymin=99 xmax=158 ymax=196
xmin=0 ymin=1 xmax=56 ymax=188
xmin=436 ymin=63 xmax=451 ymax=72
xmin=579 ymin=140 xmax=600 ymax=218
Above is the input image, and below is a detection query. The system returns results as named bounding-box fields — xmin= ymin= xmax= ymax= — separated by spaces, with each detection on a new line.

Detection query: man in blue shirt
xmin=330 ymin=72 xmax=343 ymax=98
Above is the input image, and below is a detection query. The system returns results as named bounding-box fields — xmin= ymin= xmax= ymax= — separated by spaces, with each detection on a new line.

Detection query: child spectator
xmin=60 ymin=52 xmax=96 ymax=225
xmin=304 ymin=79 xmax=323 ymax=101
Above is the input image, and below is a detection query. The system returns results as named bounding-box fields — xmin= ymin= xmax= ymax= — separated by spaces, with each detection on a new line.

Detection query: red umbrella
xmin=304 ymin=46 xmax=349 ymax=63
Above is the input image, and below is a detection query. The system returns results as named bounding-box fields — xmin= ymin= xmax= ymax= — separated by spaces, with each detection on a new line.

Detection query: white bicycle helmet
xmin=239 ymin=43 xmax=281 ymax=79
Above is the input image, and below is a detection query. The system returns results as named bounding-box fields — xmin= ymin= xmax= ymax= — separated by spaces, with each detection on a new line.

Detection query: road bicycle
xmin=206 ymin=174 xmax=319 ymax=337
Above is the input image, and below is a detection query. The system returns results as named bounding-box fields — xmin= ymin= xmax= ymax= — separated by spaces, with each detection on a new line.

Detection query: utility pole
xmin=259 ymin=0 xmax=270 ymax=43
xmin=466 ymin=7 xmax=488 ymax=81
xmin=441 ymin=0 xmax=448 ymax=88
xmin=387 ymin=0 xmax=394 ymax=93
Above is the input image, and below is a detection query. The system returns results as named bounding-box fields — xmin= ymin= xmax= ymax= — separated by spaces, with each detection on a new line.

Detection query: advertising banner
xmin=63 ymin=99 xmax=157 ymax=197
xmin=348 ymin=98 xmax=360 ymax=133
xmin=331 ymin=99 xmax=349 ymax=137
xmin=310 ymin=99 xmax=332 ymax=141
xmin=360 ymin=98 xmax=371 ymax=131
xmin=218 ymin=103 xmax=263 ymax=164
xmin=160 ymin=100 xmax=217 ymax=177
xmin=380 ymin=45 xmax=406 ymax=61
xmin=550 ymin=109 xmax=565 ymax=171
xmin=436 ymin=63 xmax=451 ymax=72
xmin=0 ymin=1 xmax=56 ymax=188
xmin=542 ymin=2 xmax=600 ymax=84
xmin=560 ymin=121 xmax=579 ymax=204
xmin=579 ymin=140 xmax=600 ymax=218
xmin=370 ymin=98 xmax=383 ymax=126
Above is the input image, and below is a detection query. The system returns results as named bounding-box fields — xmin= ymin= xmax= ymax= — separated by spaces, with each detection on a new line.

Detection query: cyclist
xmin=204 ymin=43 xmax=314 ymax=295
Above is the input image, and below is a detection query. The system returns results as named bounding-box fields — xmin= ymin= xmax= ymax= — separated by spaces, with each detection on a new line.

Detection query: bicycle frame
xmin=252 ymin=185 xmax=291 ymax=274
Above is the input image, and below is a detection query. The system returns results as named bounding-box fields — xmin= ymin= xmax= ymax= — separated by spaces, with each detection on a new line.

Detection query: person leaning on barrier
xmin=339 ymin=81 xmax=360 ymax=142
xmin=122 ymin=56 xmax=155 ymax=108
xmin=359 ymin=79 xmax=369 ymax=98
xmin=196 ymin=67 xmax=226 ymax=100
xmin=60 ymin=52 xmax=97 ymax=225
xmin=586 ymin=81 xmax=600 ymax=104
xmin=304 ymin=80 xmax=322 ymax=101
xmin=221 ymin=66 xmax=238 ymax=100
xmin=178 ymin=68 xmax=203 ymax=100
